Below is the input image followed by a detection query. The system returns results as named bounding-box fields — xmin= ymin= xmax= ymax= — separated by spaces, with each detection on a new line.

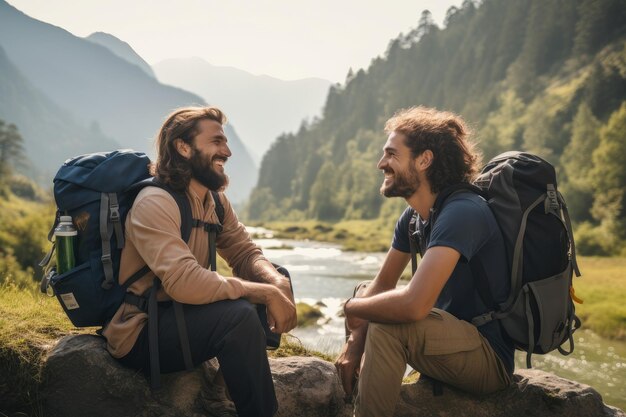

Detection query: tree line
xmin=245 ymin=0 xmax=626 ymax=256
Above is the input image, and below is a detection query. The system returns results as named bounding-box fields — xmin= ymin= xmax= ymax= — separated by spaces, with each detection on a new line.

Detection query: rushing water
xmin=249 ymin=227 xmax=626 ymax=410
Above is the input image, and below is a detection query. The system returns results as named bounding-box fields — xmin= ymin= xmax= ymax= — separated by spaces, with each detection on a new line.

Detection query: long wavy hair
xmin=151 ymin=107 xmax=226 ymax=192
xmin=384 ymin=106 xmax=481 ymax=194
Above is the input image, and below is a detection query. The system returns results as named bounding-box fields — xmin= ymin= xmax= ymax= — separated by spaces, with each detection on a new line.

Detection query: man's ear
xmin=415 ymin=150 xmax=434 ymax=172
xmin=174 ymin=138 xmax=192 ymax=159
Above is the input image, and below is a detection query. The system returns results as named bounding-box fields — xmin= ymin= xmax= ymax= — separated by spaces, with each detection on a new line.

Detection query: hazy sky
xmin=7 ymin=0 xmax=464 ymax=83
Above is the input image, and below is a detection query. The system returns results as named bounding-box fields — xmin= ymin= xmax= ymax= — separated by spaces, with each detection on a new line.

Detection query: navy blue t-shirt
xmin=392 ymin=192 xmax=514 ymax=374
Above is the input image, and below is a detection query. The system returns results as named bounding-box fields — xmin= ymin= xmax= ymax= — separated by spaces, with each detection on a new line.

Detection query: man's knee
xmin=227 ymin=300 xmax=264 ymax=334
xmin=366 ymin=322 xmax=403 ymax=346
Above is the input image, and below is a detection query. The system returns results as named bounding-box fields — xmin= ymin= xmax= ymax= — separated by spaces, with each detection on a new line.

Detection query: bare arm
xmin=335 ymin=247 xmax=410 ymax=399
xmin=344 ymin=246 xmax=460 ymax=323
xmin=247 ymin=259 xmax=294 ymax=303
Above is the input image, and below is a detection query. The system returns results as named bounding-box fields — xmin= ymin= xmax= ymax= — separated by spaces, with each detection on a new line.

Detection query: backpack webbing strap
xmin=39 ymin=241 xmax=55 ymax=268
xmin=505 ymin=193 xmax=546 ymax=311
xmin=206 ymin=191 xmax=224 ymax=271
xmin=211 ymin=190 xmax=225 ymax=224
xmin=408 ymin=210 xmax=419 ymax=275
xmin=558 ymin=192 xmax=581 ymax=277
xmin=125 ymin=264 xmax=151 ymax=289
xmin=205 ymin=224 xmax=223 ymax=271
xmin=524 ymin=286 xmax=534 ymax=368
xmin=148 ymin=278 xmax=161 ymax=391
xmin=109 ymin=193 xmax=124 ymax=249
xmin=173 ymin=301 xmax=194 ymax=370
xmin=100 ymin=193 xmax=116 ymax=289
xmin=557 ymin=315 xmax=581 ymax=356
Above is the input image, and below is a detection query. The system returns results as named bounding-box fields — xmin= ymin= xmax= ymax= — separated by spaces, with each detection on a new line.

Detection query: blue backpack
xmin=39 ymin=149 xmax=224 ymax=328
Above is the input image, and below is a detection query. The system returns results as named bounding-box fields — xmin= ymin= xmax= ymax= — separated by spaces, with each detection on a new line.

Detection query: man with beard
xmin=335 ymin=107 xmax=513 ymax=417
xmin=102 ymin=107 xmax=296 ymax=417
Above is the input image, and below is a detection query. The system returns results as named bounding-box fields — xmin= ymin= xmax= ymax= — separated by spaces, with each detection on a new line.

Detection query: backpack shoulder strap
xmin=408 ymin=208 xmax=419 ymax=275
xmin=211 ymin=190 xmax=225 ymax=224
xmin=131 ymin=178 xmax=193 ymax=242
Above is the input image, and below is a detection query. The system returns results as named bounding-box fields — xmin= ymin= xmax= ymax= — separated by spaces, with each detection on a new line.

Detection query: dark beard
xmin=189 ymin=148 xmax=228 ymax=191
xmin=380 ymin=165 xmax=420 ymax=198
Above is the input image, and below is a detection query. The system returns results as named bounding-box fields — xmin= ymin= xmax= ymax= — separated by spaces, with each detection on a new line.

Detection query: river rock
xmin=40 ymin=334 xmax=350 ymax=417
xmin=40 ymin=334 xmax=623 ymax=417
xmin=395 ymin=370 xmax=625 ymax=417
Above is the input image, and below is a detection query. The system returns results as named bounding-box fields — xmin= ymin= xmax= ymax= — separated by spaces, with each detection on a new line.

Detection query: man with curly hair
xmin=103 ymin=107 xmax=296 ymax=417
xmin=335 ymin=107 xmax=514 ymax=416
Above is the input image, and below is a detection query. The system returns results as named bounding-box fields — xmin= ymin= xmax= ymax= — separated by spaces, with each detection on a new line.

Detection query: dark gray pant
xmin=119 ymin=299 xmax=277 ymax=417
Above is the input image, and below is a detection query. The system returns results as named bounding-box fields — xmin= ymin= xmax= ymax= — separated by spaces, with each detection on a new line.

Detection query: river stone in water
xmin=41 ymin=334 xmax=624 ymax=417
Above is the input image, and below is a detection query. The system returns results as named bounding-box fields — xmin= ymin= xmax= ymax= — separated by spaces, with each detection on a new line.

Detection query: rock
xmin=41 ymin=335 xmax=624 ymax=417
xmin=40 ymin=335 xmax=349 ymax=417
xmin=271 ymin=357 xmax=350 ymax=417
xmin=395 ymin=370 xmax=626 ymax=417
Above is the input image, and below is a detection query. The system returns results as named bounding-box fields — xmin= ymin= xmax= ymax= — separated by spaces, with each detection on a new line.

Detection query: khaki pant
xmin=355 ymin=308 xmax=512 ymax=417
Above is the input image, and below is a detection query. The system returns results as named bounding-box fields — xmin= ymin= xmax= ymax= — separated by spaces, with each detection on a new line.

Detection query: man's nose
xmin=223 ymin=143 xmax=232 ymax=157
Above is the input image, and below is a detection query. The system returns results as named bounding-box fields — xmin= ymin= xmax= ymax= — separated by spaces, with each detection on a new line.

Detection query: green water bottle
xmin=55 ymin=215 xmax=77 ymax=275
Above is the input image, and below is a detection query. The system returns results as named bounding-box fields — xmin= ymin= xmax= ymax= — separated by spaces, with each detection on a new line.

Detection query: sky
xmin=7 ymin=0 xmax=464 ymax=83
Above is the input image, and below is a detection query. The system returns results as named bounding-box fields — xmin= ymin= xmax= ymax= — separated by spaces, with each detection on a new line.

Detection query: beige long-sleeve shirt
xmin=102 ymin=178 xmax=266 ymax=357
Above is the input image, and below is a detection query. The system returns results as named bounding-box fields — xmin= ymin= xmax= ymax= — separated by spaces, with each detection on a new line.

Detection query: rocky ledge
xmin=41 ymin=335 xmax=624 ymax=417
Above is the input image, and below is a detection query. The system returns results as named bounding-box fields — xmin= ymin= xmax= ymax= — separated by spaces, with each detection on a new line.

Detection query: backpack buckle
xmin=101 ymin=253 xmax=113 ymax=265
xmin=204 ymin=223 xmax=223 ymax=234
xmin=471 ymin=311 xmax=495 ymax=327
xmin=110 ymin=205 xmax=121 ymax=222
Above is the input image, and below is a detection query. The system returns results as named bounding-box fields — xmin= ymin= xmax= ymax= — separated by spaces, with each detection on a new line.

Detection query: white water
xmin=249 ymin=227 xmax=626 ymax=410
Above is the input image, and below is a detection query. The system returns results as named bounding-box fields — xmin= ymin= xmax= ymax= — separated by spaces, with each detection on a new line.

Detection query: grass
xmin=0 ymin=282 xmax=90 ymax=415
xmin=0 ymin=280 xmax=331 ymax=416
xmin=572 ymin=257 xmax=626 ymax=340
xmin=251 ymin=219 xmax=393 ymax=252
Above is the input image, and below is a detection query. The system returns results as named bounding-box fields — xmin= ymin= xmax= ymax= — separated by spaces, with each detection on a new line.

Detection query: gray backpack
xmin=410 ymin=151 xmax=582 ymax=367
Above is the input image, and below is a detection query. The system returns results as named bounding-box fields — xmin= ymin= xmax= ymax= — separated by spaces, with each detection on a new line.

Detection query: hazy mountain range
xmin=153 ymin=57 xmax=331 ymax=162
xmin=0 ymin=0 xmax=257 ymax=202
xmin=85 ymin=31 xmax=156 ymax=80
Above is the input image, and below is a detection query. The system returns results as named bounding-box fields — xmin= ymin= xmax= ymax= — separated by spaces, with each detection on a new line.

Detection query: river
xmin=248 ymin=227 xmax=626 ymax=410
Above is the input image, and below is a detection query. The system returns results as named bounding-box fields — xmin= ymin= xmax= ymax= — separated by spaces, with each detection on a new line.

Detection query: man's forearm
xmin=248 ymin=259 xmax=288 ymax=285
xmin=345 ymin=287 xmax=419 ymax=323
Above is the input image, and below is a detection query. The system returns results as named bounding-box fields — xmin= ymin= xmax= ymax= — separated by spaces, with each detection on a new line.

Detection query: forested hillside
xmin=246 ymin=0 xmax=626 ymax=255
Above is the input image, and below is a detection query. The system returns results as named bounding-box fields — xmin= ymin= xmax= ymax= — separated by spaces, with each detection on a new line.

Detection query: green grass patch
xmin=573 ymin=257 xmax=626 ymax=340
xmin=253 ymin=219 xmax=392 ymax=253
xmin=269 ymin=334 xmax=333 ymax=362
xmin=0 ymin=282 xmax=91 ymax=415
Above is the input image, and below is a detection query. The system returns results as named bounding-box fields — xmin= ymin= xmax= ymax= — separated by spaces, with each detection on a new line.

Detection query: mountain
xmin=0 ymin=45 xmax=118 ymax=182
xmin=153 ymin=57 xmax=331 ymax=162
xmin=0 ymin=0 xmax=256 ymax=202
xmin=245 ymin=0 xmax=626 ymax=254
xmin=85 ymin=32 xmax=156 ymax=79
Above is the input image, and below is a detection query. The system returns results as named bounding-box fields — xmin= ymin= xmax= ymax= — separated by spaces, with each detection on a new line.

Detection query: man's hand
xmin=240 ymin=280 xmax=297 ymax=333
xmin=265 ymin=286 xmax=297 ymax=334
xmin=335 ymin=324 xmax=367 ymax=401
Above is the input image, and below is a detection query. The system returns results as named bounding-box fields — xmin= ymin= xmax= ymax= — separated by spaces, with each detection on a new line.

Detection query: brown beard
xmin=380 ymin=163 xmax=420 ymax=198
xmin=189 ymin=146 xmax=228 ymax=191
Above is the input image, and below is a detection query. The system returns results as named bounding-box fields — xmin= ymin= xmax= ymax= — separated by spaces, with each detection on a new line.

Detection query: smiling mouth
xmin=213 ymin=157 xmax=227 ymax=168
